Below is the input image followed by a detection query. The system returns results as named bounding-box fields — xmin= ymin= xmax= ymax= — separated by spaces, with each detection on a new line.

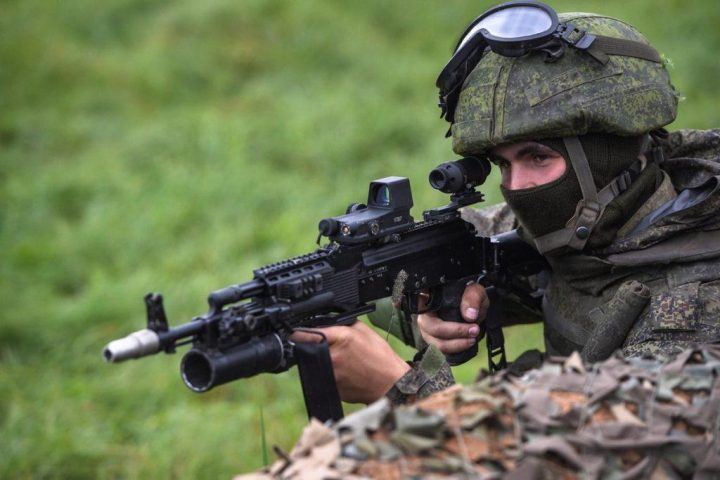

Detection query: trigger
xmin=404 ymin=291 xmax=437 ymax=315
xmin=401 ymin=293 xmax=418 ymax=314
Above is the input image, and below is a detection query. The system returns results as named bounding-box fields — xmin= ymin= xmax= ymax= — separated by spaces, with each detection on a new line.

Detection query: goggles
xmin=436 ymin=0 xmax=662 ymax=125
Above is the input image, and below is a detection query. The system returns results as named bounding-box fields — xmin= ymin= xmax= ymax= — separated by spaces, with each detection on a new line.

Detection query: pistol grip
xmin=435 ymin=279 xmax=480 ymax=366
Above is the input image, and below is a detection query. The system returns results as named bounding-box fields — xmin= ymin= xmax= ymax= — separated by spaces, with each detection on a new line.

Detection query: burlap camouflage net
xmin=236 ymin=345 xmax=720 ymax=479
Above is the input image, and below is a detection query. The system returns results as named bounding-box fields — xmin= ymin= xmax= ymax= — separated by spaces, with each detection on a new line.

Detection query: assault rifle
xmin=103 ymin=157 xmax=546 ymax=422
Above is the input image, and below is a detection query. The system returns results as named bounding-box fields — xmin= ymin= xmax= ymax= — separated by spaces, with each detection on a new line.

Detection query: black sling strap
xmin=484 ymin=286 xmax=508 ymax=373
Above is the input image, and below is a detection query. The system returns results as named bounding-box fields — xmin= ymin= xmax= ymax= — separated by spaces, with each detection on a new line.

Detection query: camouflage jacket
xmin=376 ymin=128 xmax=720 ymax=403
xmin=543 ymin=129 xmax=720 ymax=359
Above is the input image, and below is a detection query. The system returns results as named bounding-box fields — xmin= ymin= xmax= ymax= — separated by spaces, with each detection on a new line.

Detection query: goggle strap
xmin=584 ymin=35 xmax=663 ymax=64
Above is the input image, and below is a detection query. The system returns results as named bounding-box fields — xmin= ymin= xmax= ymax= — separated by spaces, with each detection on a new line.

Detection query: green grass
xmin=1 ymin=0 xmax=718 ymax=478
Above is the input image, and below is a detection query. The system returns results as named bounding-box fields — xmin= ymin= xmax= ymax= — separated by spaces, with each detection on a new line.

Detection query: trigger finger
xmin=423 ymin=334 xmax=478 ymax=355
xmin=418 ymin=314 xmax=479 ymax=340
xmin=290 ymin=329 xmax=323 ymax=344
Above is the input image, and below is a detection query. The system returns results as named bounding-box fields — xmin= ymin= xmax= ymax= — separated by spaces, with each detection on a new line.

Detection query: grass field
xmin=2 ymin=0 xmax=719 ymax=477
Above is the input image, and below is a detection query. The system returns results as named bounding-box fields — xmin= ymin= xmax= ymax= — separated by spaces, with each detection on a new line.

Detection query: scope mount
xmin=424 ymin=189 xmax=485 ymax=219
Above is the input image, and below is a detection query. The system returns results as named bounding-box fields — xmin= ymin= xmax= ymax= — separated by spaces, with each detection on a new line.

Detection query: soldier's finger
xmin=289 ymin=329 xmax=323 ymax=344
xmin=417 ymin=291 xmax=431 ymax=310
xmin=421 ymin=334 xmax=477 ymax=355
xmin=460 ymin=283 xmax=489 ymax=323
xmin=417 ymin=313 xmax=480 ymax=340
xmin=392 ymin=291 xmax=430 ymax=310
xmin=291 ymin=326 xmax=350 ymax=345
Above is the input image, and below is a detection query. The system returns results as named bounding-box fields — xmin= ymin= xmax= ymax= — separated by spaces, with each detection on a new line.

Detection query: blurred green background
xmin=1 ymin=0 xmax=718 ymax=477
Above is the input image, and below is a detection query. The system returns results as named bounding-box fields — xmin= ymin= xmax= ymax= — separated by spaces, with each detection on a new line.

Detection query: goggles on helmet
xmin=436 ymin=0 xmax=662 ymax=125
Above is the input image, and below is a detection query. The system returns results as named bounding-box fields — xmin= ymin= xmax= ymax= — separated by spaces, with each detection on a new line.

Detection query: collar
xmin=616 ymin=171 xmax=677 ymax=238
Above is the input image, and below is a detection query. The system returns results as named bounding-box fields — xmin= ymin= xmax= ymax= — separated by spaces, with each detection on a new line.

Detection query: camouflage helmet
xmin=441 ymin=9 xmax=678 ymax=253
xmin=451 ymin=12 xmax=678 ymax=156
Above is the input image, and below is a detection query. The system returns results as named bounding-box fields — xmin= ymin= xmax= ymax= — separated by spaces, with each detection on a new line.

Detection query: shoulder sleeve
xmin=661 ymin=129 xmax=720 ymax=190
xmin=384 ymin=345 xmax=455 ymax=405
xmin=662 ymin=128 xmax=720 ymax=161
xmin=460 ymin=202 xmax=516 ymax=236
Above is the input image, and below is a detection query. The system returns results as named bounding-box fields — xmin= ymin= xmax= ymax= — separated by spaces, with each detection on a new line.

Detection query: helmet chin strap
xmin=532 ymin=135 xmax=648 ymax=255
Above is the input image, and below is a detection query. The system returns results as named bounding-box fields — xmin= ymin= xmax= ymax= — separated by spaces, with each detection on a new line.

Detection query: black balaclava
xmin=500 ymin=133 xmax=657 ymax=249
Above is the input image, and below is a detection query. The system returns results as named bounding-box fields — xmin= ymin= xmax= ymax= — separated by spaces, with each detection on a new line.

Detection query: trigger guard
xmin=401 ymin=291 xmax=436 ymax=315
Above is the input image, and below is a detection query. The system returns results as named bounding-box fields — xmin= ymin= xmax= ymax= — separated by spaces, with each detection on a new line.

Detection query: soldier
xmin=299 ymin=2 xmax=720 ymax=405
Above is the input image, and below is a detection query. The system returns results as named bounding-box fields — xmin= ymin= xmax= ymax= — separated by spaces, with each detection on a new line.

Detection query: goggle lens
xmin=472 ymin=6 xmax=554 ymax=42
xmin=438 ymin=1 xmax=560 ymax=125
xmin=437 ymin=0 xmax=662 ymax=128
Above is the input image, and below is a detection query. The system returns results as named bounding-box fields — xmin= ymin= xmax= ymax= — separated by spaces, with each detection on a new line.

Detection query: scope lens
xmin=373 ymin=185 xmax=391 ymax=206
xmin=429 ymin=169 xmax=450 ymax=191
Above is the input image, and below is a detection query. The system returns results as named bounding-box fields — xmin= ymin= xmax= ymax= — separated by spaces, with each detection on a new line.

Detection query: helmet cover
xmin=451 ymin=13 xmax=678 ymax=156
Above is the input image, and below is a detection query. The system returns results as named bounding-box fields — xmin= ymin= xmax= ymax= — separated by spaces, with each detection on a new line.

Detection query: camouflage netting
xmin=236 ymin=346 xmax=720 ymax=479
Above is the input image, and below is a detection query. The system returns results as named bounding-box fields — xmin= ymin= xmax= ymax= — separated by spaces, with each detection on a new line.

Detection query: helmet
xmin=447 ymin=12 xmax=678 ymax=254
xmin=451 ymin=13 xmax=678 ymax=156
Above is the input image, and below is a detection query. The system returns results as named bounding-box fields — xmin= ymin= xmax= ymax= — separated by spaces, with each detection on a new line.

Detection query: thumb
xmin=460 ymin=283 xmax=489 ymax=323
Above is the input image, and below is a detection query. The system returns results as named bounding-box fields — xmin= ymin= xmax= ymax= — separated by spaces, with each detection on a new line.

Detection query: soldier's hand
xmin=291 ymin=321 xmax=410 ymax=404
xmin=417 ymin=283 xmax=488 ymax=354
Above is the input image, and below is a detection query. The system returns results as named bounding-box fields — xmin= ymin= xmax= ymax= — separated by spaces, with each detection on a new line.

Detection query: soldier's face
xmin=489 ymin=141 xmax=566 ymax=190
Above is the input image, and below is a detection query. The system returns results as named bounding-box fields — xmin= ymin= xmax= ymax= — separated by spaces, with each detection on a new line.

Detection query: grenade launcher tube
xmin=181 ymin=334 xmax=286 ymax=392
xmin=182 ymin=291 xmax=341 ymax=392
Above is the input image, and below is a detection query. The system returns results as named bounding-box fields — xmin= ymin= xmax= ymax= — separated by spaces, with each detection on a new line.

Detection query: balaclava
xmin=500 ymin=133 xmax=659 ymax=249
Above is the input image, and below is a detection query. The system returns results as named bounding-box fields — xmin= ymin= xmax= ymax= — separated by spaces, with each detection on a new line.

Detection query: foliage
xmin=1 ymin=0 xmax=718 ymax=478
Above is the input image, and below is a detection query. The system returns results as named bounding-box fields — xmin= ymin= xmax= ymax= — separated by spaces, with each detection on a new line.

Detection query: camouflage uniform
xmin=536 ymin=129 xmax=720 ymax=358
xmin=376 ymin=11 xmax=720 ymax=403
xmin=375 ymin=129 xmax=720 ymax=403
xmin=383 ymin=342 xmax=456 ymax=406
